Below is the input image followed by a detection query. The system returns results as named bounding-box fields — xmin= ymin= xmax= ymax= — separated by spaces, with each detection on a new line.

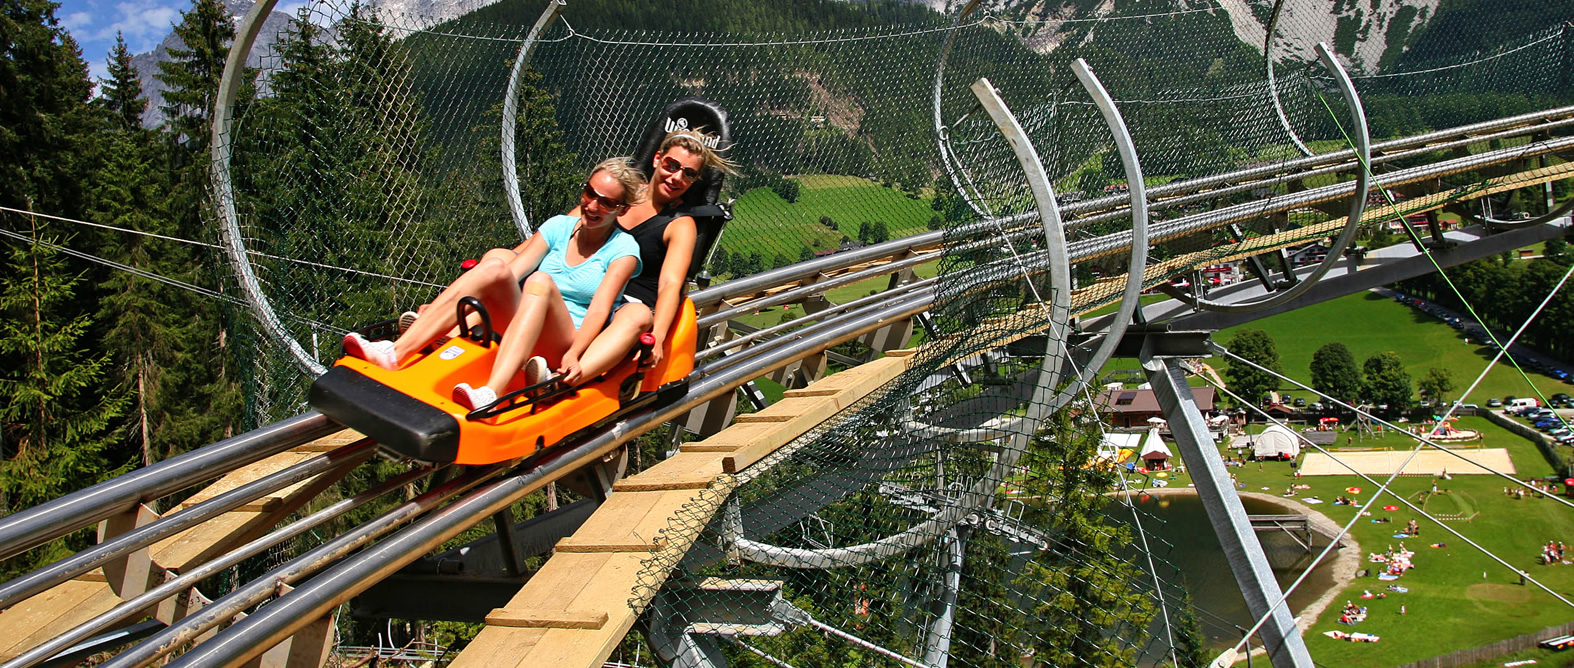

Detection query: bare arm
xmin=561 ymin=255 xmax=639 ymax=383
xmin=505 ymin=234 xmax=551 ymax=284
xmin=649 ymin=217 xmax=698 ymax=363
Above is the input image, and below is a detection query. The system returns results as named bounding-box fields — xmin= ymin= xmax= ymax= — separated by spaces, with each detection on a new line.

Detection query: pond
xmin=1113 ymin=492 xmax=1342 ymax=656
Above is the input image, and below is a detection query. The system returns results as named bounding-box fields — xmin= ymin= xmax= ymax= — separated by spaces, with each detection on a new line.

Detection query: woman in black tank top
xmin=574 ymin=130 xmax=733 ymax=379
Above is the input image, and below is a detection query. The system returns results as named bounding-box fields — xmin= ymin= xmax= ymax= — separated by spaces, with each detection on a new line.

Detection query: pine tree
xmin=100 ymin=32 xmax=146 ymax=132
xmin=0 ymin=220 xmax=131 ymax=573
xmin=89 ymin=41 xmax=190 ymax=466
xmin=157 ymin=0 xmax=231 ymax=165
xmin=0 ymin=2 xmax=129 ymax=537
xmin=152 ymin=0 xmax=243 ymax=448
xmin=0 ymin=0 xmax=100 ymax=217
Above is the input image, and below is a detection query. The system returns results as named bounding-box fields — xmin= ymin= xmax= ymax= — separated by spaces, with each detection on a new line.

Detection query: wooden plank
xmin=613 ymin=453 xmax=724 ymax=492
xmin=485 ymin=608 xmax=608 ymax=630
xmin=176 ymin=452 xmax=317 ymax=510
xmin=690 ymin=422 xmax=788 ymax=447
xmin=447 ymin=628 xmax=547 ymax=668
xmin=0 ymin=580 xmax=125 ymax=660
xmin=678 ymin=442 xmax=743 ymax=453
xmin=290 ymin=430 xmax=364 ymax=452
xmin=493 ymin=553 xmax=614 ymax=610
xmin=732 ymin=396 xmax=838 ymax=425
xmin=611 ymin=476 xmax=718 ymax=492
xmin=565 ymin=491 xmax=699 ymax=551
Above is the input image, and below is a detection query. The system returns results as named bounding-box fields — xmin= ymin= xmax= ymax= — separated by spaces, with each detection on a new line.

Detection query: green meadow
xmin=720 ymin=175 xmax=937 ymax=262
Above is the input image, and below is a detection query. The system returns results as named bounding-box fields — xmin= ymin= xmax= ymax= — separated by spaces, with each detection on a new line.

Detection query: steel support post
xmin=1143 ymin=357 xmax=1313 ymax=668
xmin=241 ymin=607 xmax=334 ymax=668
xmin=99 ymin=504 xmax=161 ymax=599
xmin=686 ymin=305 xmax=742 ymax=437
xmin=858 ymin=265 xmax=918 ymax=356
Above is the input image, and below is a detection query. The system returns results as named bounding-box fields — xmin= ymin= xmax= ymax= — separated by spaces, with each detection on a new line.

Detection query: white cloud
xmin=92 ymin=2 xmax=184 ymax=53
xmin=61 ymin=11 xmax=95 ymax=32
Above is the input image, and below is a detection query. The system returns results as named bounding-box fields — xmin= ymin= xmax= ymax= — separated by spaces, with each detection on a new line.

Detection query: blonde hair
xmin=590 ymin=157 xmax=646 ymax=205
xmin=660 ymin=129 xmax=737 ymax=176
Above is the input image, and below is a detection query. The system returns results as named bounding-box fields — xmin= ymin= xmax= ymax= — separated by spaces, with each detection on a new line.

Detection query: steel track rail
xmin=101 ymin=463 xmax=510 ymax=668
xmin=691 ymin=105 xmax=1574 ymax=311
xmin=0 ymin=412 xmax=340 ymax=561
xmin=0 ymin=439 xmax=377 ymax=610
xmin=1 ymin=465 xmax=439 ymax=668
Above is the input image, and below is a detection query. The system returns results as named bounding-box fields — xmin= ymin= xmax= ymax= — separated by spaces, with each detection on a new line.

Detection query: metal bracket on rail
xmin=857 ymin=261 xmax=920 ymax=359
xmin=1111 ymin=328 xmax=1216 ymax=360
xmin=98 ymin=504 xmax=163 ymax=600
xmin=244 ymin=594 xmax=336 ymax=668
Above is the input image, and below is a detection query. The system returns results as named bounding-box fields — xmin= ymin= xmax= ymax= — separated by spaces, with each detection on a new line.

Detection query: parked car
xmin=1294 ymin=397 xmax=1307 ymax=407
xmin=1487 ymin=398 xmax=1503 ymax=407
xmin=1553 ymin=393 xmax=1571 ymax=404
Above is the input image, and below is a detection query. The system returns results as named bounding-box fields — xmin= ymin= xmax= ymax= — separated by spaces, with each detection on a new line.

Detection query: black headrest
xmin=630 ymin=97 xmax=732 ymax=213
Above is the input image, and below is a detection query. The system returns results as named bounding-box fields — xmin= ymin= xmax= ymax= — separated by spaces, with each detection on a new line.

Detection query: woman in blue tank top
xmin=343 ymin=158 xmax=646 ymax=409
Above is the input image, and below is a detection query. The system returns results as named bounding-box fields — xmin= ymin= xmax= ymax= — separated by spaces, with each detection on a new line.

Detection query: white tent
xmin=1251 ymin=424 xmax=1301 ymax=459
xmin=1100 ymin=433 xmax=1142 ymax=461
xmin=1140 ymin=427 xmax=1171 ymax=463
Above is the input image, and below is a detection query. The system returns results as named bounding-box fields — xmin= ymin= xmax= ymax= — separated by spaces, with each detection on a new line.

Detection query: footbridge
xmin=1 ymin=2 xmax=1571 ymax=668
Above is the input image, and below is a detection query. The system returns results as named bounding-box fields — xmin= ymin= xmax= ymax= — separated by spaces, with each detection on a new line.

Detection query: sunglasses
xmin=660 ymin=157 xmax=702 ymax=183
xmin=581 ymin=182 xmax=628 ymax=211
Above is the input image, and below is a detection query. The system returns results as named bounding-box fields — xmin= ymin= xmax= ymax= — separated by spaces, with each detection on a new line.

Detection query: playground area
xmin=1299 ymin=448 xmax=1516 ymax=476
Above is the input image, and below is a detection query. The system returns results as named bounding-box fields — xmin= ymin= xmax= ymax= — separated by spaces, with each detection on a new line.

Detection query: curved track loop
xmin=932 ymin=0 xmax=990 ymax=220
xmin=1168 ymin=43 xmax=1372 ymax=314
xmin=499 ymin=0 xmax=566 ymax=240
xmin=1262 ymin=0 xmax=1315 ymax=158
xmin=210 ymin=0 xmax=321 ymax=375
xmin=737 ymin=77 xmax=1078 ymax=569
xmin=1051 ymin=58 xmax=1149 ymax=409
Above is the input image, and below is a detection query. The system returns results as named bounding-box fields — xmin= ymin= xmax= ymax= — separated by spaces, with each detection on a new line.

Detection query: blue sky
xmin=54 ymin=0 xmax=189 ymax=82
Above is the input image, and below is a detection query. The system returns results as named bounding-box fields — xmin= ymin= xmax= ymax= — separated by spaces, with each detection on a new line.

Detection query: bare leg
xmin=394 ymin=257 xmax=520 ymax=359
xmin=576 ymin=303 xmax=654 ymax=381
xmin=485 ymin=273 xmax=577 ymax=394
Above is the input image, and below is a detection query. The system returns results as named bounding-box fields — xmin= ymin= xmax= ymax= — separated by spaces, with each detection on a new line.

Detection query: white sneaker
xmin=343 ymin=332 xmax=398 ymax=371
xmin=397 ymin=311 xmax=419 ymax=334
xmin=525 ymin=356 xmax=549 ymax=386
xmin=452 ymin=382 xmax=498 ymax=410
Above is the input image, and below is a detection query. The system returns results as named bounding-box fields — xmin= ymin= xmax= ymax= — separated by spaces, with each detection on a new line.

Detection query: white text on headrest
xmin=665 ymin=117 xmax=722 ymax=148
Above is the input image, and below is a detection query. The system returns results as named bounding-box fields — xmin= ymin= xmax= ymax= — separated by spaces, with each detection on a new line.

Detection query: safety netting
xmin=206 ymin=0 xmax=1574 ymax=663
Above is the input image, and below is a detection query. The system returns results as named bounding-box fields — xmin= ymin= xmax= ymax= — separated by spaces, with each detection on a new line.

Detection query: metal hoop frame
xmin=1169 ymin=43 xmax=1372 ymax=314
xmin=500 ymin=0 xmax=567 ymax=240
xmin=735 ymin=76 xmax=1078 ymax=569
xmin=210 ymin=0 xmax=325 ymax=375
